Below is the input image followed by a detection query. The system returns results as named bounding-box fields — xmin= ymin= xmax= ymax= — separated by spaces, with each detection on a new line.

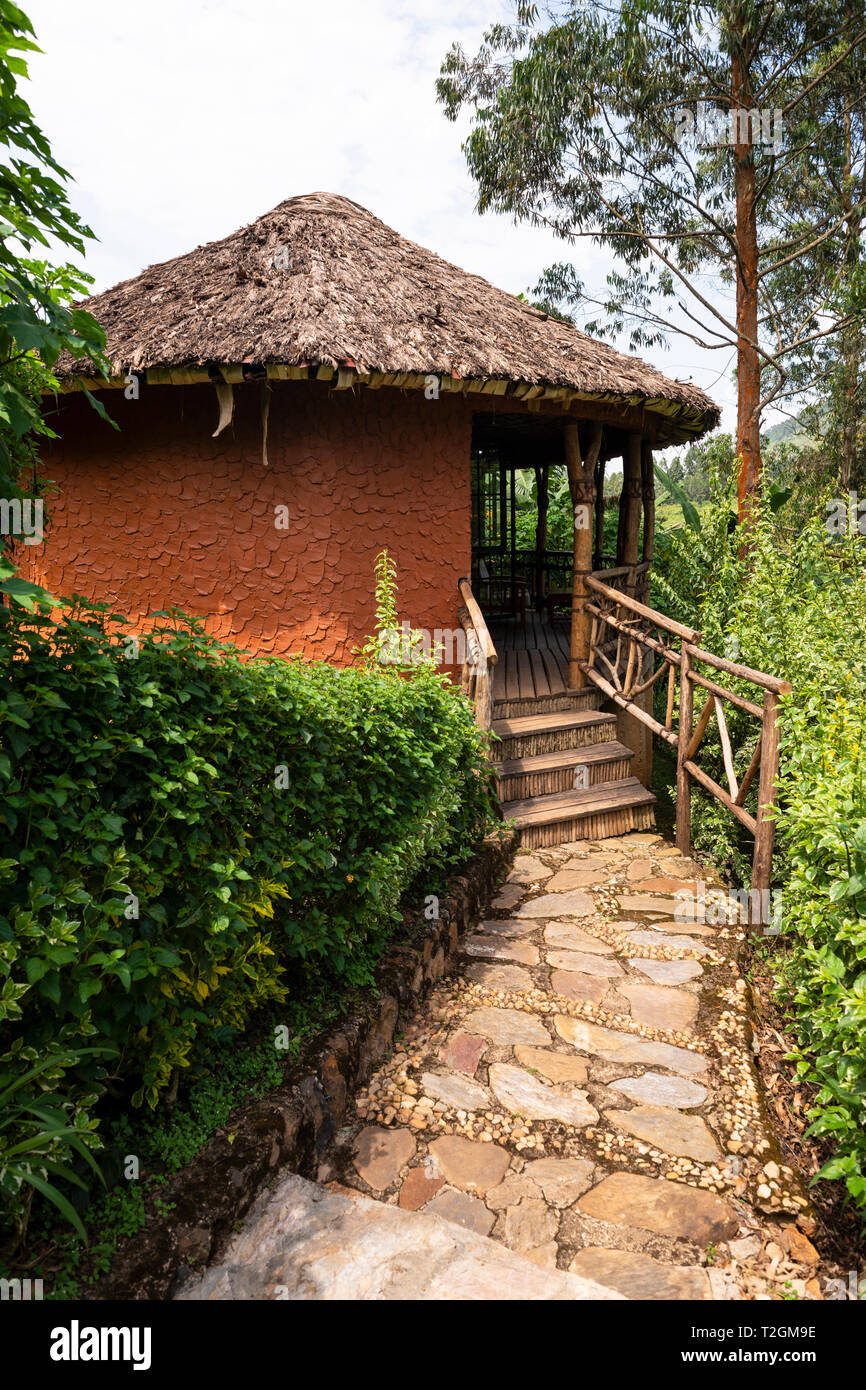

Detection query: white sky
xmin=26 ymin=0 xmax=743 ymax=442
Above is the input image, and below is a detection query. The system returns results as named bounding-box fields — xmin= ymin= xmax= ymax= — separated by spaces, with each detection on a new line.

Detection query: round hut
xmin=34 ymin=192 xmax=720 ymax=843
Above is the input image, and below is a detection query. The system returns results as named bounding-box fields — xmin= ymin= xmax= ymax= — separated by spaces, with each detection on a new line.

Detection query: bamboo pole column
xmin=564 ymin=420 xmax=603 ymax=689
xmin=534 ymin=463 xmax=549 ymax=608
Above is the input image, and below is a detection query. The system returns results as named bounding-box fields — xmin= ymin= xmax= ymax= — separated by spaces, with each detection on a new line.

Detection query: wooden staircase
xmin=457 ymin=580 xmax=657 ymax=850
xmin=491 ymin=690 xmax=656 ymax=849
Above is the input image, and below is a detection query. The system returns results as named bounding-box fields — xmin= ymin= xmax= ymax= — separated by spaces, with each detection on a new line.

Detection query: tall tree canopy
xmin=439 ymin=0 xmax=866 ymax=519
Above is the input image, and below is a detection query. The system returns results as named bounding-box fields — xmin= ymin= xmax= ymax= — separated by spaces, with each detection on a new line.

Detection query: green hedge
xmin=0 ymin=596 xmax=496 ymax=1232
xmin=652 ymin=491 xmax=866 ymax=1210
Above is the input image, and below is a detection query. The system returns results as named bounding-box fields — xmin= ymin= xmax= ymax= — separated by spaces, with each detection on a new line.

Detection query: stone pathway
xmin=326 ymin=833 xmax=824 ymax=1300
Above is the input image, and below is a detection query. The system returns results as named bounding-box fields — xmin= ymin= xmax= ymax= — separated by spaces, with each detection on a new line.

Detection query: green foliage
xmin=512 ymin=464 xmax=619 ymax=555
xmin=0 ymin=2 xmax=110 ymax=608
xmin=779 ymin=697 xmax=866 ymax=1207
xmin=0 ymin=592 xmax=497 ymax=1241
xmin=0 ymin=1048 xmax=109 ymax=1241
xmin=358 ymin=548 xmax=434 ymax=668
xmin=654 ymin=460 xmax=704 ymax=532
xmin=653 ymin=485 xmax=866 ymax=1209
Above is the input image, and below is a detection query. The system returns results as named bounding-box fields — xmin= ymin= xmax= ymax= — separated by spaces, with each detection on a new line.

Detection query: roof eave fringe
xmin=48 ymin=362 xmax=718 ymax=442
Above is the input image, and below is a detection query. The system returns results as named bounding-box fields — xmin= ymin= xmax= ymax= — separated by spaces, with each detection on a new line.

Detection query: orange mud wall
xmin=27 ymin=379 xmax=476 ymax=665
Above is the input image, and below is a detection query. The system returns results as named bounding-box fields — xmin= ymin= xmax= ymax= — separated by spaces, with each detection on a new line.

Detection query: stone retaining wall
xmin=96 ymin=829 xmax=517 ymax=1300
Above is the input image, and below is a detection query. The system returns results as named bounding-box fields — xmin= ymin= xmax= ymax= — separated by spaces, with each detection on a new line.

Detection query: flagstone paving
xmin=333 ymin=832 xmax=824 ymax=1300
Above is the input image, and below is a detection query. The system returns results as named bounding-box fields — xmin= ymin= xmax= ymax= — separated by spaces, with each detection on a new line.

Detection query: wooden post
xmin=750 ymin=688 xmax=781 ymax=931
xmin=594 ymin=455 xmax=606 ymax=569
xmin=476 ymin=658 xmax=493 ymax=732
xmin=564 ymin=420 xmax=602 ymax=690
xmin=534 ymin=463 xmax=549 ymax=608
xmin=640 ymin=440 xmax=655 ymax=603
xmin=676 ymin=643 xmax=694 ymax=855
xmin=458 ymin=580 xmax=498 ymax=734
xmin=618 ymin=431 xmax=643 ymax=595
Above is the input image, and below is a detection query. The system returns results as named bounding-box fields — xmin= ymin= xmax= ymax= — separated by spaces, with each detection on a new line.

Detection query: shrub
xmin=0 ymin=593 xmax=496 ymax=1238
xmin=652 ymin=483 xmax=866 ymax=1209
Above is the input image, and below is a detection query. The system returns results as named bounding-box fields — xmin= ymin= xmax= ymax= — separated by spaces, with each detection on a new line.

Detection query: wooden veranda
xmin=490 ymin=610 xmax=573 ymax=707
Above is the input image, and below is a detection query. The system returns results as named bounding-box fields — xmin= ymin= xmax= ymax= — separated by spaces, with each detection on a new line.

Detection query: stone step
xmin=495 ymin=740 xmax=634 ymax=801
xmin=492 ymin=709 xmax=617 ymax=761
xmin=174 ymin=1173 xmax=625 ymax=1302
xmin=501 ymin=778 xmax=657 ymax=850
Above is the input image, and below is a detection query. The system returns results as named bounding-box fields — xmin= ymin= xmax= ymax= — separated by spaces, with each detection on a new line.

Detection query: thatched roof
xmin=56 ymin=192 xmax=719 ymax=442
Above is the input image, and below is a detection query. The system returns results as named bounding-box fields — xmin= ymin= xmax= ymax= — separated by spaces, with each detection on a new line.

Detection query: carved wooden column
xmin=564 ymin=420 xmax=603 ymax=689
xmin=617 ymin=431 xmax=643 ymax=595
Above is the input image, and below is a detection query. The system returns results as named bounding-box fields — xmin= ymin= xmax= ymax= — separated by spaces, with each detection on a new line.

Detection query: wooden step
xmin=495 ymin=741 xmax=634 ymax=801
xmin=492 ymin=687 xmax=602 ymax=721
xmin=501 ymin=778 xmax=657 ymax=850
xmin=492 ymin=709 xmax=617 ymax=761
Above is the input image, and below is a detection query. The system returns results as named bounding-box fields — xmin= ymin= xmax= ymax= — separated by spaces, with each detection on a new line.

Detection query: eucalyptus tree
xmin=783 ymin=0 xmax=866 ymax=492
xmin=438 ymin=0 xmax=866 ymax=520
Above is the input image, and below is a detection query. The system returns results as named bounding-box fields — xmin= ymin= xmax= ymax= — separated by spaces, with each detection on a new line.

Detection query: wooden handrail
xmin=688 ymin=644 xmax=792 ymax=696
xmin=586 ymin=601 xmax=682 ymax=667
xmin=457 ymin=579 xmax=497 ymax=733
xmin=586 ymin=574 xmax=700 ymax=642
xmin=591 ymin=565 xmax=631 ymax=581
xmin=458 ymin=577 xmax=497 ymax=665
xmin=582 ymin=567 xmax=789 ymax=928
xmin=689 ymin=668 xmax=763 ymax=719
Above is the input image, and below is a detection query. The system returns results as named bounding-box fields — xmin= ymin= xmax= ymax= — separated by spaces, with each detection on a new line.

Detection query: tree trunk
xmin=564 ymin=420 xmax=602 ymax=689
xmin=732 ymin=46 xmax=762 ymax=526
xmin=839 ymin=78 xmax=860 ymax=494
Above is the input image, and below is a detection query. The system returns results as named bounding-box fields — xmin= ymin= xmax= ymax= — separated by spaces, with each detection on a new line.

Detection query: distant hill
xmin=763 ymin=417 xmax=801 ymax=444
xmin=762 ymin=415 xmax=816 ymax=450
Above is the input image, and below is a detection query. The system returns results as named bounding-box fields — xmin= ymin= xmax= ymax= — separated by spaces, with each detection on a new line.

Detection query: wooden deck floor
xmin=490 ymin=610 xmax=572 ymax=702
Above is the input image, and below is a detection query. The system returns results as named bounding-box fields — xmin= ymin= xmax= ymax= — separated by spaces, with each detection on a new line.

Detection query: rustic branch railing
xmin=580 ymin=573 xmax=791 ymax=922
xmin=458 ymin=577 xmax=497 ymax=731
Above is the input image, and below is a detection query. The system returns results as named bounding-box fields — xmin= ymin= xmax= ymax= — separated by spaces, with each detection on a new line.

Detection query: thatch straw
xmin=56 ymin=192 xmax=719 ymax=437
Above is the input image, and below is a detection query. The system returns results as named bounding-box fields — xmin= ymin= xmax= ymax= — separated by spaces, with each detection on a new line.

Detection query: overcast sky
xmin=27 ymin=0 xmax=741 ymax=441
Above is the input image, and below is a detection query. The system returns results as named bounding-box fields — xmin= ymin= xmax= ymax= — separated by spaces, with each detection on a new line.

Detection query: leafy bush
xmin=652 ymin=480 xmax=866 ymax=1208
xmin=778 ymin=696 xmax=866 ymax=1205
xmin=0 ymin=592 xmax=496 ymax=1239
xmin=0 ymin=1048 xmax=109 ymax=1241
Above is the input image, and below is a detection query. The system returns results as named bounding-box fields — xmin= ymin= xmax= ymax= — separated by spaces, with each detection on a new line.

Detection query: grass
xmin=655 ymin=499 xmax=713 ymax=530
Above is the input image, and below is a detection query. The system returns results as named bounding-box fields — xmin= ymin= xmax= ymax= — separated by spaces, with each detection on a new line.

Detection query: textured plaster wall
xmin=26 ymin=380 xmax=475 ymax=666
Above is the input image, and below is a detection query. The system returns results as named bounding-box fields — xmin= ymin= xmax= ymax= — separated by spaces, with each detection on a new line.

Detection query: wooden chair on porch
xmin=546 ymin=589 xmax=572 ymax=625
